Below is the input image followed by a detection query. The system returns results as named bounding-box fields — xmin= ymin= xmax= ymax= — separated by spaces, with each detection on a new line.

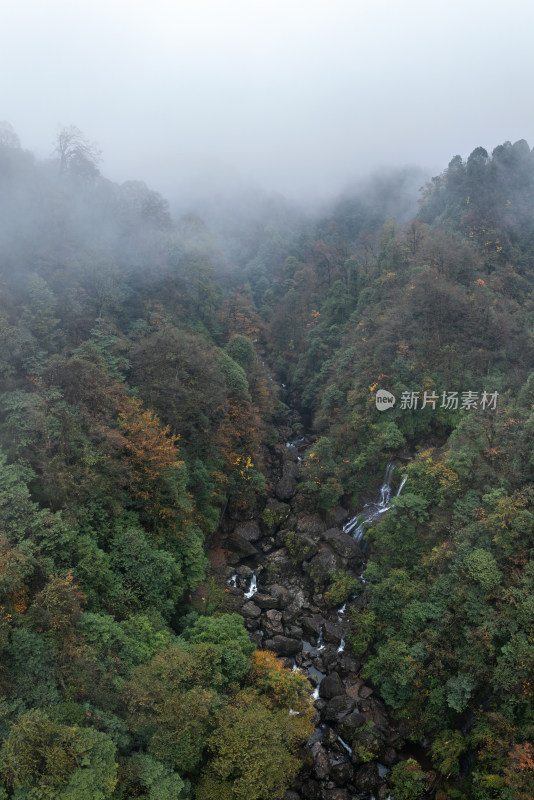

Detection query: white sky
xmin=2 ymin=0 xmax=534 ymax=205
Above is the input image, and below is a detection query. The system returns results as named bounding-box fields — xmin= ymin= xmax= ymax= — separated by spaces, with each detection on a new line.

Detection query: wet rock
xmin=320 ymin=529 xmax=363 ymax=561
xmin=227 ymin=532 xmax=258 ymax=557
xmin=322 ymin=694 xmax=356 ymax=722
xmin=311 ymin=742 xmax=331 ymax=779
xmin=264 ymin=635 xmax=301 ymax=656
xmin=319 ymin=672 xmax=345 ymax=700
xmin=323 ymin=620 xmax=345 ymax=645
xmin=264 ymin=609 xmax=284 ymax=637
xmin=240 ymin=601 xmax=261 ymax=619
xmin=353 ymin=763 xmax=379 ymax=794
xmin=253 ymin=592 xmax=279 ymax=610
xmin=302 ymin=615 xmax=324 ymax=638
xmin=234 ymin=521 xmax=262 ymax=542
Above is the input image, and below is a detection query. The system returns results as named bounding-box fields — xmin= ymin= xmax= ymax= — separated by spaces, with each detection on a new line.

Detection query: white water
xmin=228 ymin=574 xmax=238 ymax=587
xmin=244 ymin=573 xmax=257 ymax=599
xmin=312 ymin=686 xmax=320 ymax=700
xmin=337 ymin=638 xmax=345 ymax=653
xmin=343 ymin=462 xmax=407 ymax=543
xmin=338 ymin=736 xmax=353 ymax=756
xmin=316 ymin=626 xmax=325 ymax=651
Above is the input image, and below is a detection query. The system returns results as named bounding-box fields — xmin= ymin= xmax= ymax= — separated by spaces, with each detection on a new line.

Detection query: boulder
xmin=308 ymin=549 xmax=346 ymax=587
xmin=234 ymin=521 xmax=262 ymax=542
xmin=240 ymin=601 xmax=261 ymax=619
xmin=322 ymin=694 xmax=356 ymax=722
xmin=263 ymin=550 xmax=297 ymax=582
xmin=336 ymin=709 xmax=367 ymax=740
xmin=311 ymin=742 xmax=331 ymax=780
xmin=330 ymin=761 xmax=353 ymax=786
xmin=227 ymin=533 xmax=258 ymax=557
xmin=353 ymin=763 xmax=379 ymax=794
xmin=302 ymin=615 xmax=324 ymax=638
xmin=320 ymin=528 xmax=363 ymax=561
xmin=323 ymin=620 xmax=345 ymax=645
xmin=253 ymin=592 xmax=279 ymax=610
xmin=264 ymin=635 xmax=301 ymax=657
xmin=264 ymin=609 xmax=284 ymax=637
xmin=319 ymin=672 xmax=345 ymax=700
xmin=276 ymin=474 xmax=298 ymax=500
xmin=282 ymin=603 xmax=302 ymax=624
xmin=296 ymin=514 xmax=326 ymax=537
xmin=321 ymin=789 xmax=349 ymax=800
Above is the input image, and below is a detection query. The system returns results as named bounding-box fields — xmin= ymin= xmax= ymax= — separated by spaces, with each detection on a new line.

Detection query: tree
xmin=54 ymin=125 xmax=101 ymax=177
xmin=195 ymin=690 xmax=312 ymax=800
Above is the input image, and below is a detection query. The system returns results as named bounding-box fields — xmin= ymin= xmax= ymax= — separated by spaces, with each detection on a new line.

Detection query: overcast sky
xmin=2 ymin=0 xmax=534 ymax=207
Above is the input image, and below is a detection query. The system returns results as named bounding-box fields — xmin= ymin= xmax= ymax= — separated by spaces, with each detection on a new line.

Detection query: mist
xmin=2 ymin=0 xmax=534 ymax=210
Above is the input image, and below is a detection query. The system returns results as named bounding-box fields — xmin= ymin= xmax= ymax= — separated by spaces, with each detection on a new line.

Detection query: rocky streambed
xmin=210 ymin=410 xmax=412 ymax=800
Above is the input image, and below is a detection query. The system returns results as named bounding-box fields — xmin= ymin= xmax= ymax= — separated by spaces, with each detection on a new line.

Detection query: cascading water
xmin=343 ymin=462 xmax=407 ymax=543
xmin=337 ymin=638 xmax=345 ymax=654
xmin=227 ymin=574 xmax=238 ymax=587
xmin=316 ymin=626 xmax=325 ymax=651
xmin=244 ymin=573 xmax=257 ymax=599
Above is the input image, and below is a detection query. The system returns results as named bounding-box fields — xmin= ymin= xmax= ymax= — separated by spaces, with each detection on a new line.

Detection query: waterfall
xmin=337 ymin=638 xmax=345 ymax=654
xmin=396 ymin=475 xmax=408 ymax=496
xmin=244 ymin=573 xmax=257 ymax=599
xmin=316 ymin=626 xmax=324 ymax=651
xmin=343 ymin=462 xmax=408 ymax=543
xmin=228 ymin=574 xmax=237 ymax=587
xmin=312 ymin=686 xmax=320 ymax=700
xmin=338 ymin=736 xmax=353 ymax=756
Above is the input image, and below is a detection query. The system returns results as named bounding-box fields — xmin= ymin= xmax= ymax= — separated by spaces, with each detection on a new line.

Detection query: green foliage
xmin=324 ymin=570 xmax=360 ymax=606
xmin=195 ymin=690 xmax=312 ymax=800
xmin=389 ymin=758 xmax=426 ymax=800
xmin=431 ymin=729 xmax=467 ymax=779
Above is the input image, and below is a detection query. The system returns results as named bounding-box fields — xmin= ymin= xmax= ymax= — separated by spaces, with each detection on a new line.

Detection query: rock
xmin=296 ymin=514 xmax=326 ymax=537
xmin=319 ymin=672 xmax=345 ymax=700
xmin=283 ymin=792 xmax=301 ymax=800
xmin=311 ymin=743 xmax=331 ymax=779
xmin=240 ymin=602 xmax=261 ymax=619
xmin=248 ymin=631 xmax=263 ymax=648
xmin=382 ymin=747 xmax=398 ymax=766
xmin=253 ymin=592 xmax=279 ymax=610
xmin=330 ymin=762 xmax=353 ymax=786
xmin=331 ymin=506 xmax=350 ymax=525
xmin=284 ymin=624 xmax=303 ymax=639
xmin=321 ymin=789 xmax=349 ymax=800
xmin=282 ymin=603 xmax=302 ymax=624
xmin=285 ymin=531 xmax=318 ymax=563
xmin=262 ymin=550 xmax=297 ymax=582
xmin=234 ymin=521 xmax=262 ymax=542
xmin=264 ymin=609 xmax=284 ymax=637
xmin=301 ymin=615 xmax=324 ymax=637
xmin=307 ymin=549 xmax=346 ymax=588
xmin=227 ymin=532 xmax=258 ymax=557
xmin=283 ymin=461 xmax=300 ymax=480
xmin=264 ymin=635 xmax=301 ymax=656
xmin=353 ymin=763 xmax=379 ymax=794
xmin=336 ymin=710 xmax=367 ymax=740
xmin=269 ymin=584 xmax=292 ymax=606
xmin=322 ymin=694 xmax=356 ymax=722
xmin=323 ymin=620 xmax=345 ymax=645
xmin=320 ymin=528 xmax=363 ymax=561
xmin=359 ymin=686 xmax=374 ymax=699
xmin=299 ymin=779 xmax=321 ymax=800
xmin=276 ymin=474 xmax=298 ymax=500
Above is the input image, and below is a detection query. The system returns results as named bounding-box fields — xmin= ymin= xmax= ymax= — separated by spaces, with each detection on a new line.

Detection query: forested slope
xmin=0 ymin=125 xmax=532 ymax=799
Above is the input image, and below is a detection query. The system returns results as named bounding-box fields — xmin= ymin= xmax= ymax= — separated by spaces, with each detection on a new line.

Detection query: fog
xmin=2 ymin=0 xmax=534 ymax=210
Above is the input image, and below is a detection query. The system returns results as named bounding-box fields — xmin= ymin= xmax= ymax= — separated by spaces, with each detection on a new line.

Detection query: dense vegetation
xmin=0 ymin=122 xmax=533 ymax=798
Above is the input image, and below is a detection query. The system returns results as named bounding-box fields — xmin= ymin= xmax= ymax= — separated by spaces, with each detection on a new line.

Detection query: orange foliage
xmin=118 ymin=396 xmax=183 ymax=499
xmin=249 ymin=650 xmax=311 ymax=711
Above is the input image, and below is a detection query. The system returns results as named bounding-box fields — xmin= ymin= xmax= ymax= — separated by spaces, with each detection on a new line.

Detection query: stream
xmin=213 ymin=408 xmax=407 ymax=800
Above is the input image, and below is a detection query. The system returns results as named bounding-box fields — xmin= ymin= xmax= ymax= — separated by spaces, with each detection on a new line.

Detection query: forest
xmin=0 ymin=122 xmax=532 ymax=799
